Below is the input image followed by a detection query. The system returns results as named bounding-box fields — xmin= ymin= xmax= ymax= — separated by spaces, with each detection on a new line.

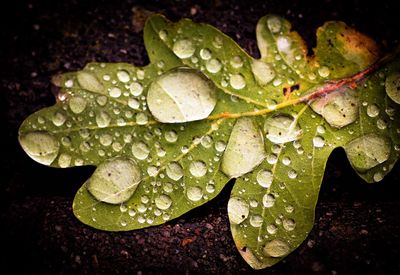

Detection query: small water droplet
xmin=373 ymin=171 xmax=384 ymax=182
xmin=267 ymin=224 xmax=278 ymax=234
xmin=52 ymin=111 xmax=66 ymax=126
xmin=100 ymin=134 xmax=113 ymax=146
xmin=109 ymin=87 xmax=121 ymax=98
xmin=186 ymin=186 xmax=203 ymax=202
xmin=201 ymin=135 xmax=213 ymax=148
xmin=96 ymin=95 xmax=107 ymax=106
xmin=163 ymin=182 xmax=174 ymax=193
xmin=264 ymin=114 xmax=302 ymax=144
xmin=288 ymin=169 xmax=297 ymax=179
xmin=267 ymin=16 xmax=281 ymax=33
xmin=147 ymin=166 xmax=159 ymax=177
xmin=230 ymin=55 xmax=243 ymax=68
xmin=249 ymin=215 xmax=263 ymax=227
xmin=267 ymin=153 xmax=278 ymax=164
xmin=262 ymin=194 xmax=275 ymax=208
xmin=166 ymin=162 xmax=183 ymax=181
xmin=251 ymin=60 xmax=275 ymax=86
xmin=263 ymin=239 xmax=290 ymax=257
xmin=128 ymin=98 xmax=140 ymax=109
xmin=377 ymin=119 xmax=387 ymax=130
xmin=285 ymin=205 xmax=294 ymax=213
xmin=96 ymin=111 xmax=111 ymax=128
xmin=173 ymin=39 xmax=195 ymax=59
xmin=136 ymin=112 xmax=148 ymax=125
xmin=120 ymin=204 xmax=128 ymax=213
xmin=77 ymin=71 xmax=104 ymax=93
xmin=69 ymin=96 xmax=87 ymax=114
xmin=130 ymin=82 xmax=143 ymax=96
xmin=206 ymin=58 xmax=222 ymax=73
xmin=128 ymin=209 xmax=136 ymax=217
xmin=215 ymin=141 xmax=227 ymax=152
xmin=227 ymin=197 xmax=249 ymax=224
xmin=165 ymin=130 xmax=178 ymax=143
xmin=282 ymin=156 xmax=291 ymax=166
xmin=229 ymin=74 xmax=246 ymax=89
xmin=58 ymin=153 xmax=71 ymax=168
xmin=282 ymin=218 xmax=296 ymax=231
xmin=316 ymin=125 xmax=326 ymax=134
xmin=318 ymin=66 xmax=330 ymax=78
xmin=189 ymin=160 xmax=207 ymax=177
xmin=385 ymin=72 xmax=400 ymax=104
xmin=257 ymin=169 xmax=273 ymax=188
xmin=117 ymin=70 xmax=130 ymax=83
xmin=158 ymin=30 xmax=167 ymax=41
xmin=131 ymin=142 xmax=150 ymax=160
xmin=19 ymin=131 xmax=60 ymax=165
xmin=155 ymin=194 xmax=172 ymax=210
xmin=200 ymin=48 xmax=212 ymax=60
xmin=367 ymin=104 xmax=380 ymax=117
xmin=313 ymin=136 xmax=325 ymax=148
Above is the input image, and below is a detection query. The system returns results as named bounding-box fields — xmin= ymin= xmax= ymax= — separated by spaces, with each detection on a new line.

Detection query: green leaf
xmin=18 ymin=13 xmax=400 ymax=269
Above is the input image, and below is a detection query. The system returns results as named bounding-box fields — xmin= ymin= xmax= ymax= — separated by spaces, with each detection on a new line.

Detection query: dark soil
xmin=1 ymin=0 xmax=400 ymax=274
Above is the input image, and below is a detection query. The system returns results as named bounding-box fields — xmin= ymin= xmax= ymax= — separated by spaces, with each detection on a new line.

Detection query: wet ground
xmin=1 ymin=0 xmax=400 ymax=274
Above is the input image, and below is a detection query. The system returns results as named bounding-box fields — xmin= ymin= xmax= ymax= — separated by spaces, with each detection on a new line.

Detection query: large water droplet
xmin=221 ymin=118 xmax=266 ymax=178
xmin=131 ymin=141 xmax=150 ymax=160
xmin=155 ymin=194 xmax=172 ymax=210
xmin=117 ymin=70 xmax=130 ymax=83
xmin=249 ymin=215 xmax=263 ymax=227
xmin=77 ymin=71 xmax=104 ymax=93
xmin=345 ymin=133 xmax=391 ymax=172
xmin=206 ymin=58 xmax=222 ymax=74
xmin=264 ymin=114 xmax=302 ymax=144
xmin=173 ymin=39 xmax=195 ymax=59
xmin=282 ymin=218 xmax=296 ymax=231
xmin=257 ymin=169 xmax=273 ymax=188
xmin=165 ymin=130 xmax=178 ymax=143
xmin=87 ymin=157 xmax=141 ymax=204
xmin=262 ymin=193 xmax=275 ymax=208
xmin=130 ymin=82 xmax=143 ymax=96
xmin=229 ymin=74 xmax=246 ymax=90
xmin=251 ymin=60 xmax=275 ymax=86
xmin=69 ymin=96 xmax=87 ymax=114
xmin=263 ymin=239 xmax=290 ymax=257
xmin=147 ymin=67 xmax=217 ymax=123
xmin=385 ymin=72 xmax=400 ymax=104
xmin=312 ymin=136 xmax=325 ymax=148
xmin=96 ymin=111 xmax=111 ymax=128
xmin=19 ymin=131 xmax=60 ymax=165
xmin=99 ymin=134 xmax=113 ymax=146
xmin=109 ymin=87 xmax=121 ymax=98
xmin=366 ymin=104 xmax=380 ymax=117
xmin=228 ymin=197 xmax=249 ymax=225
xmin=166 ymin=162 xmax=183 ymax=181
xmin=186 ymin=186 xmax=203 ymax=202
xmin=52 ymin=111 xmax=66 ymax=126
xmin=311 ymin=89 xmax=359 ymax=128
xmin=189 ymin=160 xmax=207 ymax=177
xmin=200 ymin=48 xmax=212 ymax=60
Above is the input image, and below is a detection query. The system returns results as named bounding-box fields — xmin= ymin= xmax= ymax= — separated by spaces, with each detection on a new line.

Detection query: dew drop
xmin=230 ymin=55 xmax=243 ymax=68
xmin=263 ymin=239 xmax=290 ymax=257
xmin=200 ymin=48 xmax=212 ymax=60
xmin=215 ymin=141 xmax=227 ymax=152
xmin=221 ymin=118 xmax=266 ymax=178
xmin=267 ymin=16 xmax=281 ymax=33
xmin=264 ymin=114 xmax=302 ymax=144
xmin=19 ymin=131 xmax=60 ymax=165
xmin=69 ymin=96 xmax=87 ymax=114
xmin=257 ymin=169 xmax=273 ymax=188
xmin=166 ymin=162 xmax=183 ymax=181
xmin=206 ymin=58 xmax=222 ymax=73
xmin=250 ymin=215 xmax=263 ymax=228
xmin=313 ymin=136 xmax=325 ymax=148
xmin=131 ymin=142 xmax=150 ymax=160
xmin=282 ymin=156 xmax=291 ymax=166
xmin=189 ymin=160 xmax=207 ymax=177
xmin=52 ymin=111 xmax=66 ymax=126
xmin=385 ymin=72 xmax=400 ymax=104
xmin=147 ymin=67 xmax=217 ymax=123
xmin=282 ymin=218 xmax=296 ymax=231
xmin=58 ymin=153 xmax=71 ymax=168
xmin=373 ymin=171 xmax=384 ymax=182
xmin=129 ymin=82 xmax=143 ymax=96
xmin=318 ymin=66 xmax=330 ymax=78
xmin=163 ymin=182 xmax=174 ymax=193
xmin=136 ymin=112 xmax=148 ymax=125
xmin=288 ymin=169 xmax=297 ymax=179
xmin=229 ymin=74 xmax=246 ymax=90
xmin=147 ymin=166 xmax=159 ymax=177
xmin=99 ymin=134 xmax=113 ymax=146
xmin=201 ymin=135 xmax=213 ymax=148
xmin=377 ymin=119 xmax=387 ymax=130
xmin=186 ymin=186 xmax=203 ymax=202
xmin=165 ymin=130 xmax=178 ymax=143
xmin=158 ymin=30 xmax=167 ymax=41
xmin=267 ymin=153 xmax=278 ymax=164
xmin=96 ymin=111 xmax=111 ymax=128
xmin=96 ymin=95 xmax=107 ymax=106
xmin=117 ymin=70 xmax=130 ymax=83
xmin=77 ymin=71 xmax=104 ymax=93
xmin=128 ymin=98 xmax=140 ymax=109
xmin=345 ymin=133 xmax=391 ymax=172
xmin=109 ymin=87 xmax=121 ymax=98
xmin=251 ymin=60 xmax=275 ymax=86
xmin=262 ymin=193 xmax=275 ymax=208
xmin=173 ymin=39 xmax=195 ymax=59
xmin=87 ymin=157 xmax=141 ymax=204
xmin=155 ymin=194 xmax=172 ymax=210
xmin=227 ymin=197 xmax=249 ymax=224
xmin=367 ymin=104 xmax=380 ymax=117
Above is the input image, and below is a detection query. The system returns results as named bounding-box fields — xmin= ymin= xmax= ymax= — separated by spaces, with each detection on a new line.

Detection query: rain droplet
xmin=128 ymin=98 xmax=140 ymax=109
xmin=385 ymin=72 xmax=400 ymax=104
xmin=206 ymin=58 xmax=222 ymax=74
xmin=96 ymin=95 xmax=107 ymax=106
xmin=221 ymin=118 xmax=266 ymax=178
xmin=96 ymin=111 xmax=111 ymax=128
xmin=165 ymin=130 xmax=178 ymax=143
xmin=264 ymin=114 xmax=302 ymax=144
xmin=373 ymin=171 xmax=384 ymax=182
xmin=129 ymin=82 xmax=143 ymax=96
xmin=251 ymin=60 xmax=275 ymax=86
xmin=186 ymin=186 xmax=203 ymax=202
xmin=147 ymin=67 xmax=217 ymax=123
xmin=52 ymin=111 xmax=66 ymax=126
xmin=257 ymin=169 xmax=273 ymax=188
xmin=313 ymin=136 xmax=325 ymax=148
xmin=262 ymin=194 xmax=275 ymax=208
xmin=249 ymin=215 xmax=263 ymax=227
xmin=136 ymin=112 xmax=148 ymax=125
xmin=282 ymin=156 xmax=291 ymax=166
xmin=163 ymin=182 xmax=174 ymax=193
xmin=318 ymin=66 xmax=330 ymax=78
xmin=173 ymin=39 xmax=195 ymax=59
xmin=230 ymin=55 xmax=243 ymax=68
xmin=189 ymin=160 xmax=207 ymax=177
xmin=131 ymin=142 xmax=150 ymax=160
xmin=117 ymin=70 xmax=130 ymax=83
xmin=377 ymin=119 xmax=387 ymax=130
xmin=229 ymin=74 xmax=246 ymax=90
xmin=263 ymin=239 xmax=290 ymax=257
xmin=201 ymin=135 xmax=213 ymax=148
xmin=345 ymin=133 xmax=391 ymax=172
xmin=267 ymin=16 xmax=281 ymax=33
xmin=158 ymin=30 xmax=167 ymax=41
xmin=166 ymin=162 xmax=183 ymax=181
xmin=109 ymin=87 xmax=121 ymax=98
xmin=288 ymin=169 xmax=297 ymax=179
xmin=155 ymin=194 xmax=172 ymax=210
xmin=77 ymin=71 xmax=104 ymax=93
xmin=215 ymin=141 xmax=227 ymax=152
xmin=283 ymin=218 xmax=296 ymax=231
xmin=227 ymin=197 xmax=249 ymax=224
xmin=69 ymin=96 xmax=87 ymax=114
xmin=87 ymin=157 xmax=141 ymax=204
xmin=267 ymin=224 xmax=277 ymax=234
xmin=200 ymin=48 xmax=212 ymax=60
xmin=58 ymin=153 xmax=71 ymax=168
xmin=147 ymin=166 xmax=159 ymax=177
xmin=19 ymin=131 xmax=60 ymax=165
xmin=100 ymin=134 xmax=113 ymax=146
xmin=367 ymin=104 xmax=380 ymax=117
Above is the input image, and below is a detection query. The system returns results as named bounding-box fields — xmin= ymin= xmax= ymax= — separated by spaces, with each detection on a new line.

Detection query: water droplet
xmin=109 ymin=87 xmax=121 ymax=98
xmin=186 ymin=186 xmax=203 ymax=202
xmin=267 ymin=153 xmax=278 ymax=164
xmin=128 ymin=98 xmax=140 ymax=109
xmin=96 ymin=111 xmax=111 ymax=128
xmin=377 ymin=119 xmax=387 ymax=130
xmin=119 ymin=204 xmax=128 ymax=213
xmin=229 ymin=74 xmax=246 ymax=90
xmin=131 ymin=142 xmax=150 ymax=160
xmin=87 ymin=157 xmax=141 ymax=204
xmin=206 ymin=58 xmax=222 ymax=73
xmin=58 ymin=153 xmax=71 ymax=168
xmin=52 ymin=111 xmax=66 ymax=126
xmin=263 ymin=239 xmax=290 ymax=257
xmin=313 ymin=136 xmax=325 ymax=148
xmin=212 ymin=36 xmax=223 ymax=48
xmin=250 ymin=215 xmax=263 ymax=227
xmin=262 ymin=194 xmax=275 ymax=208
xmin=221 ymin=118 xmax=266 ymax=178
xmin=136 ymin=112 xmax=148 ymax=125
xmin=251 ymin=60 xmax=275 ymax=86
xmin=318 ymin=66 xmax=330 ymax=78
xmin=158 ymin=30 xmax=167 ymax=41
xmin=69 ymin=96 xmax=87 ymax=114
xmin=166 ymin=162 xmax=183 ymax=181
xmin=283 ymin=218 xmax=296 ymax=231
xmin=367 ymin=104 xmax=380 ymax=117
xmin=311 ymin=89 xmax=359 ymax=128
xmin=345 ymin=133 xmax=391 ymax=172
xmin=230 ymin=55 xmax=243 ymax=68
xmin=267 ymin=224 xmax=277 ymax=234
xmin=282 ymin=156 xmax=291 ymax=166
xmin=129 ymin=82 xmax=143 ymax=96
xmin=317 ymin=125 xmax=326 ymax=134
xmin=77 ymin=71 xmax=104 ymax=93
xmin=100 ymin=134 xmax=113 ymax=146
xmin=206 ymin=183 xmax=215 ymax=193
xmin=200 ymin=48 xmax=212 ymax=60
xmin=285 ymin=205 xmax=294 ymax=213
xmin=201 ymin=135 xmax=213 ymax=148
xmin=173 ymin=39 xmax=195 ymax=59
xmin=117 ymin=70 xmax=130 ymax=83
xmin=64 ymin=79 xmax=73 ymax=88
xmin=155 ymin=194 xmax=172 ymax=210
xmin=163 ymin=182 xmax=174 ymax=193
xmin=276 ymin=36 xmax=291 ymax=53
xmin=264 ymin=114 xmax=302 ymax=144
xmin=215 ymin=141 xmax=227 ymax=152
xmin=128 ymin=209 xmax=136 ymax=217
xmin=288 ymin=169 xmax=297 ymax=179
xmin=147 ymin=166 xmax=159 ymax=177
xmin=373 ymin=171 xmax=384 ymax=182
xmin=227 ymin=197 xmax=249 ymax=224
xmin=189 ymin=160 xmax=207 ymax=177
xmin=257 ymin=169 xmax=273 ymax=188
xmin=385 ymin=72 xmax=400 ymax=104
xmin=165 ymin=130 xmax=178 ymax=143
xmin=19 ymin=131 xmax=60 ymax=165
xmin=96 ymin=95 xmax=107 ymax=106
xmin=147 ymin=67 xmax=217 ymax=123
xmin=267 ymin=16 xmax=281 ymax=33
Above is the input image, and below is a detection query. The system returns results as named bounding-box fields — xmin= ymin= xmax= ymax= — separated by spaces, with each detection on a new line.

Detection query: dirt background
xmin=1 ymin=0 xmax=400 ymax=274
